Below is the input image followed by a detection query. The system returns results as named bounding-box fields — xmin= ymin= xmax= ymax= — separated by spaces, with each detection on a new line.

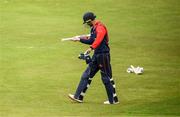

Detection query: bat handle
xmin=84 ymin=50 xmax=90 ymax=55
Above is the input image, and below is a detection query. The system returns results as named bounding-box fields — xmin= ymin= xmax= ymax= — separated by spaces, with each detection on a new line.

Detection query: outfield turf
xmin=0 ymin=0 xmax=180 ymax=116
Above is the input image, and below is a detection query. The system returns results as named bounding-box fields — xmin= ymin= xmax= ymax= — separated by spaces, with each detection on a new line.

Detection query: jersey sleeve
xmin=80 ymin=37 xmax=94 ymax=45
xmin=90 ymin=25 xmax=106 ymax=49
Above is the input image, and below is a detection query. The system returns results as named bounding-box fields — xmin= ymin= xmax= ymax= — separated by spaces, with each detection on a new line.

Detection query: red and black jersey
xmin=80 ymin=21 xmax=110 ymax=54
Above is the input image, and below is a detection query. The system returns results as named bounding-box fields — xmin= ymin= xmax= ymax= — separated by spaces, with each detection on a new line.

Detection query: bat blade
xmin=61 ymin=38 xmax=74 ymax=42
xmin=61 ymin=34 xmax=90 ymax=42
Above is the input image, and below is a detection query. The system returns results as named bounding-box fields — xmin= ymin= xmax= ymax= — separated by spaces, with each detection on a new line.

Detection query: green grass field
xmin=0 ymin=0 xmax=180 ymax=116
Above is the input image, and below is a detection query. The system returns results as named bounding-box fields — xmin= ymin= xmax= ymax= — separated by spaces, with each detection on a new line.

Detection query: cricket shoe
xmin=103 ymin=100 xmax=119 ymax=105
xmin=68 ymin=94 xmax=83 ymax=103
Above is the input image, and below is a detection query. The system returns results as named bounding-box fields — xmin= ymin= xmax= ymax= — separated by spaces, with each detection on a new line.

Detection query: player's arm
xmin=64 ymin=34 xmax=90 ymax=42
xmin=90 ymin=26 xmax=106 ymax=49
xmin=85 ymin=26 xmax=106 ymax=54
xmin=79 ymin=36 xmax=95 ymax=45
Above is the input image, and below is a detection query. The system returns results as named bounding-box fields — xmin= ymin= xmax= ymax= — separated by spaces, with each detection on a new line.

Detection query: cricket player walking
xmin=68 ymin=12 xmax=119 ymax=104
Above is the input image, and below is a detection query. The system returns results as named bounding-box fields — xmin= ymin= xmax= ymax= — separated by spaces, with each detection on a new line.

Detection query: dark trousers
xmin=74 ymin=53 xmax=118 ymax=103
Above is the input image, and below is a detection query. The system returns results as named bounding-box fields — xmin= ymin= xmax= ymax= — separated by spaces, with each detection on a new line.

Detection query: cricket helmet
xmin=83 ymin=12 xmax=96 ymax=24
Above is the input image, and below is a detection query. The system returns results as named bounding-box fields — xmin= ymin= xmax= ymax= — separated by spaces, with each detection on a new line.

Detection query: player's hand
xmin=79 ymin=36 xmax=89 ymax=40
xmin=72 ymin=36 xmax=80 ymax=42
xmin=78 ymin=34 xmax=90 ymax=40
xmin=85 ymin=48 xmax=92 ymax=54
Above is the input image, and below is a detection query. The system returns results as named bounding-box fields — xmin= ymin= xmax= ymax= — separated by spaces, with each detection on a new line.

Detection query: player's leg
xmin=98 ymin=53 xmax=119 ymax=104
xmin=73 ymin=58 xmax=99 ymax=101
xmin=105 ymin=54 xmax=118 ymax=103
xmin=107 ymin=55 xmax=119 ymax=103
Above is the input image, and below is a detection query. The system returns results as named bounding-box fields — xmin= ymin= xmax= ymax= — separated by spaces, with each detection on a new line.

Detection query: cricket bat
xmin=61 ymin=37 xmax=75 ymax=42
xmin=61 ymin=34 xmax=90 ymax=42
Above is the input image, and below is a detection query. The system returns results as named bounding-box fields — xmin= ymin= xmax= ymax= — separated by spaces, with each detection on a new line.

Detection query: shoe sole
xmin=114 ymin=101 xmax=119 ymax=104
xmin=104 ymin=101 xmax=120 ymax=105
xmin=68 ymin=95 xmax=83 ymax=103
